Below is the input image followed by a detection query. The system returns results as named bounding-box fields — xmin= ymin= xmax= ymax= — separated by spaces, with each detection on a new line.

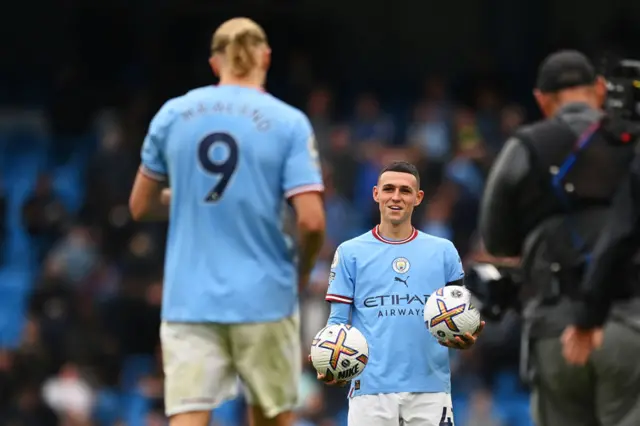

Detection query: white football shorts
xmin=160 ymin=313 xmax=301 ymax=418
xmin=348 ymin=392 xmax=454 ymax=426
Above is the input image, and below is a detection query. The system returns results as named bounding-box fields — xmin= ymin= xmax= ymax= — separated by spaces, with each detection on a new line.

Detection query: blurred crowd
xmin=0 ymin=63 xmax=532 ymax=426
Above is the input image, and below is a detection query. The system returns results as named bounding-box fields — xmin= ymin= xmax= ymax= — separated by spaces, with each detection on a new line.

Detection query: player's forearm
xmin=130 ymin=191 xmax=170 ymax=221
xmin=297 ymin=226 xmax=325 ymax=284
xmin=327 ymin=302 xmax=351 ymax=325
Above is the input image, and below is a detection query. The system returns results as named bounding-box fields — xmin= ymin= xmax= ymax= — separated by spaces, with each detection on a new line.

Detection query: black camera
xmin=603 ymin=57 xmax=640 ymax=139
xmin=465 ymin=263 xmax=523 ymax=321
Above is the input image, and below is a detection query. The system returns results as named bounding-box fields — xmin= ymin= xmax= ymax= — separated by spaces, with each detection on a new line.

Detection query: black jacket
xmin=575 ymin=147 xmax=640 ymax=329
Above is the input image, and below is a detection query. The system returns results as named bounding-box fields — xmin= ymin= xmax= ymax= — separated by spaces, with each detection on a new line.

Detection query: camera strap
xmin=550 ymin=120 xmax=602 ymax=263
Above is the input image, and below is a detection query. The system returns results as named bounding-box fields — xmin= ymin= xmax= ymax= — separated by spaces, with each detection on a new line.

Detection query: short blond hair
xmin=211 ymin=18 xmax=268 ymax=78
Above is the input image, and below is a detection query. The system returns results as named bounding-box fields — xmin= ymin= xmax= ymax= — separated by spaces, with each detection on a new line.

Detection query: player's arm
xmin=325 ymin=246 xmax=355 ymax=314
xmin=284 ymin=114 xmax=326 ymax=291
xmin=327 ymin=302 xmax=351 ymax=325
xmin=441 ymin=241 xmax=485 ymax=350
xmin=479 ymin=137 xmax=530 ymax=257
xmin=318 ymin=246 xmax=355 ymax=386
xmin=130 ymin=102 xmax=174 ymax=221
xmin=290 ymin=194 xmax=325 ymax=290
xmin=130 ymin=174 xmax=170 ymax=221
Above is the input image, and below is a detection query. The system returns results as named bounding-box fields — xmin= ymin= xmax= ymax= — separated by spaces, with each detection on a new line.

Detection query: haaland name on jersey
xmin=179 ymin=100 xmax=272 ymax=132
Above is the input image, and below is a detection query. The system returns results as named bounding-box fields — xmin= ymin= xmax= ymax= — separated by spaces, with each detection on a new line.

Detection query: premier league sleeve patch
xmin=331 ymin=250 xmax=340 ymax=269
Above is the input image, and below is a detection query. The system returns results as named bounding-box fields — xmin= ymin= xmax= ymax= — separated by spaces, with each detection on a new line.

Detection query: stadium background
xmin=1 ymin=1 xmax=639 ymax=425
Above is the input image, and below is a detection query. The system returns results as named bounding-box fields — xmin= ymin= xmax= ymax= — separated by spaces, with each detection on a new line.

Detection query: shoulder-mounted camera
xmin=602 ymin=57 xmax=640 ymax=142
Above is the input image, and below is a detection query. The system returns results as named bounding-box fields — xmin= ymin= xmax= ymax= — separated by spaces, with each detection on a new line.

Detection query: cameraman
xmin=479 ymin=50 xmax=640 ymax=426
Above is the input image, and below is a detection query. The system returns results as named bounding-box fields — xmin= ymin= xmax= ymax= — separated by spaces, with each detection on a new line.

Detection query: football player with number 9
xmin=129 ymin=17 xmax=325 ymax=426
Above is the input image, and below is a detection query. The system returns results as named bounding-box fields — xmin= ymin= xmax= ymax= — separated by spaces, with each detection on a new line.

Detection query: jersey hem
xmin=160 ymin=312 xmax=295 ymax=324
xmin=350 ymin=386 xmax=451 ymax=397
xmin=285 ymin=183 xmax=325 ymax=199
xmin=140 ymin=165 xmax=168 ymax=181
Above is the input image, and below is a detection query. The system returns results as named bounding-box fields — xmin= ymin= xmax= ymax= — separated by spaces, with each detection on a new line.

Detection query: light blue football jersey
xmin=325 ymin=226 xmax=464 ymax=396
xmin=140 ymin=85 xmax=324 ymax=323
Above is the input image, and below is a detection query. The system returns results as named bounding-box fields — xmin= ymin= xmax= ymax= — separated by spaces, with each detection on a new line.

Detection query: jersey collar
xmin=371 ymin=225 xmax=418 ymax=245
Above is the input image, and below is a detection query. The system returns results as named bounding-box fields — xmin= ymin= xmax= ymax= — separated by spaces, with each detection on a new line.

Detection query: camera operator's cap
xmin=536 ymin=50 xmax=598 ymax=93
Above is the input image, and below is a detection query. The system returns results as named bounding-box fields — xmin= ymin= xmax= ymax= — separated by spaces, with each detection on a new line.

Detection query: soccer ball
xmin=310 ymin=324 xmax=369 ymax=382
xmin=424 ymin=285 xmax=481 ymax=342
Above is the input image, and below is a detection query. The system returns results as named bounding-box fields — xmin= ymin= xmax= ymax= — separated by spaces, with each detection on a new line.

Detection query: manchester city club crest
xmin=392 ymin=257 xmax=410 ymax=274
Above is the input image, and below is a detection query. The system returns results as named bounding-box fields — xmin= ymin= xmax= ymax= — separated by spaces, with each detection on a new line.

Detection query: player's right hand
xmin=316 ymin=372 xmax=348 ymax=387
xmin=308 ymin=355 xmax=348 ymax=387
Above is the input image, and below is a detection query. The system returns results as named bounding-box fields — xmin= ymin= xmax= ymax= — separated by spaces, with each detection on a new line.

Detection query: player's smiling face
xmin=373 ymin=171 xmax=424 ymax=225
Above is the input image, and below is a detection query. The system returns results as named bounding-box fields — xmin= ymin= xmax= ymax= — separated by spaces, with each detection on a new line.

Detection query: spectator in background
xmin=22 ymin=174 xmax=70 ymax=261
xmin=44 ymin=225 xmax=99 ymax=287
xmin=307 ymin=87 xmax=334 ymax=156
xmin=499 ymin=104 xmax=526 ymax=140
xmin=408 ymin=101 xmax=452 ymax=164
xmin=323 ymin=125 xmax=358 ymax=200
xmin=41 ymin=362 xmax=95 ymax=425
xmin=322 ymin=163 xmax=365 ymax=246
xmin=350 ymin=92 xmax=395 ymax=144
xmin=422 ymin=76 xmax=455 ymax=122
xmin=474 ymin=86 xmax=503 ymax=154
xmin=421 ymin=186 xmax=454 ymax=241
xmin=446 ymin=109 xmax=488 ymax=199
xmin=407 ymin=101 xmax=452 ymax=197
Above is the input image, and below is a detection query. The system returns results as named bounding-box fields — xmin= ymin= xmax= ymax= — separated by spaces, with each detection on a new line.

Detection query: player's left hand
xmin=439 ymin=321 xmax=485 ymax=350
xmin=561 ymin=326 xmax=604 ymax=366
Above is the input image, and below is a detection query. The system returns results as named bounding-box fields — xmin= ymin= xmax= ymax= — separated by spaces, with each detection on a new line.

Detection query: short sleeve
xmin=283 ymin=113 xmax=324 ymax=199
xmin=140 ymin=101 xmax=175 ymax=181
xmin=325 ymin=245 xmax=355 ymax=304
xmin=444 ymin=241 xmax=465 ymax=284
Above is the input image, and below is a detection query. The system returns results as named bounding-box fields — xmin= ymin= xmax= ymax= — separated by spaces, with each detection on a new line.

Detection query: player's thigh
xmin=348 ymin=394 xmax=401 ymax=426
xmin=530 ymin=337 xmax=598 ymax=426
xmin=592 ymin=321 xmax=640 ymax=426
xmin=230 ymin=313 xmax=301 ymax=418
xmin=160 ymin=322 xmax=238 ymax=417
xmin=401 ymin=392 xmax=454 ymax=426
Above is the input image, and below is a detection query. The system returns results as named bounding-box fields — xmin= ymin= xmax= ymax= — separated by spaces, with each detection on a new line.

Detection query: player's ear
xmin=415 ymin=190 xmax=424 ymax=206
xmin=261 ymin=46 xmax=271 ymax=71
xmin=372 ymin=186 xmax=379 ymax=203
xmin=209 ymin=56 xmax=221 ymax=77
xmin=533 ymin=89 xmax=554 ymax=117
